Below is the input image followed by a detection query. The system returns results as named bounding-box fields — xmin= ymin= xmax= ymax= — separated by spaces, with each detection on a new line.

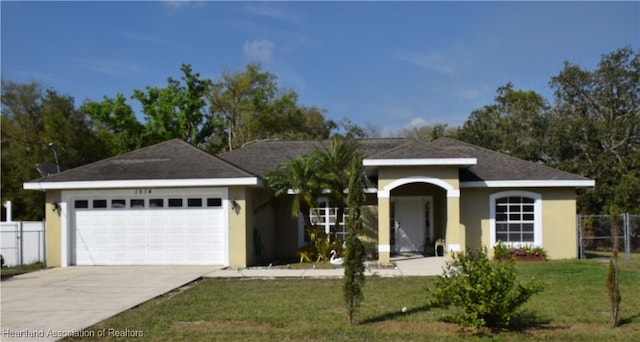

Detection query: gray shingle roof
xmin=366 ymin=139 xmax=468 ymax=159
xmin=28 ymin=137 xmax=590 ymax=185
xmin=219 ymin=138 xmax=410 ymax=177
xmin=32 ymin=139 xmax=254 ymax=182
xmin=220 ymin=137 xmax=590 ymax=182
xmin=429 ymin=138 xmax=591 ymax=182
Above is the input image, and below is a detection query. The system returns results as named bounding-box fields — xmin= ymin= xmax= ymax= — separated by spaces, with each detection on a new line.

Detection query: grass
xmin=65 ymin=258 xmax=640 ymax=341
xmin=0 ymin=262 xmax=45 ymax=280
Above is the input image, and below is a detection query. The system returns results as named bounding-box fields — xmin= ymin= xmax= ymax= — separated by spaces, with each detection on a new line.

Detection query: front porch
xmin=375 ymin=173 xmax=467 ymax=265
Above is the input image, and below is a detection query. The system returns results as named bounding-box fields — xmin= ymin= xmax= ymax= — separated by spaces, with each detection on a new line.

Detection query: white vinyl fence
xmin=1 ymin=221 xmax=45 ymax=267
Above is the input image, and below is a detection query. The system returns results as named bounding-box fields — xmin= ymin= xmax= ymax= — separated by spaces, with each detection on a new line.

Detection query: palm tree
xmin=316 ymin=135 xmax=361 ymax=239
xmin=265 ymin=154 xmax=322 ymax=227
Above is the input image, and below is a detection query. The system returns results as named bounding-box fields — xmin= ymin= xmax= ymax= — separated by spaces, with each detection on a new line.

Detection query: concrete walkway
xmin=205 ymin=256 xmax=448 ymax=278
xmin=0 ymin=266 xmax=220 ymax=342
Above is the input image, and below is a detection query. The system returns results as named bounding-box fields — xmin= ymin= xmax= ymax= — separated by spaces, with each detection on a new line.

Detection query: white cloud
xmin=244 ymin=40 xmax=275 ymax=62
xmin=404 ymin=117 xmax=430 ymax=129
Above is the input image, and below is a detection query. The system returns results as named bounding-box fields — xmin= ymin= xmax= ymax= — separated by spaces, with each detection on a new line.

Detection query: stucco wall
xmin=460 ymin=187 xmax=578 ymax=260
xmin=540 ymin=189 xmax=578 ymax=259
xmin=247 ymin=187 xmax=276 ymax=265
xmin=45 ymin=190 xmax=62 ymax=267
xmin=273 ymin=197 xmax=300 ymax=259
xmin=377 ymin=166 xmax=460 ymax=192
xmin=228 ymin=186 xmax=248 ymax=267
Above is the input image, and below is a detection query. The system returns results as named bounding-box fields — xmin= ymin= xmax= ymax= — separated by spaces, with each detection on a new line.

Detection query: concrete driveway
xmin=0 ymin=266 xmax=220 ymax=342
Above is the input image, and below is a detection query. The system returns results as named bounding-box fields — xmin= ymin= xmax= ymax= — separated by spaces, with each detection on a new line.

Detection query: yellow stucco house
xmin=24 ymin=137 xmax=594 ymax=268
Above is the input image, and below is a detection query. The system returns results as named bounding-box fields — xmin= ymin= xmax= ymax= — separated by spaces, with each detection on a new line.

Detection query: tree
xmin=456 ymin=83 xmax=550 ymax=162
xmin=81 ymin=93 xmax=144 ymax=155
xmin=132 ymin=64 xmax=223 ymax=150
xmin=607 ymin=209 xmax=622 ymax=328
xmin=265 ymin=155 xmax=322 ymax=228
xmin=1 ymin=80 xmax=108 ymax=220
xmin=548 ymin=46 xmax=640 ymax=213
xmin=343 ymin=153 xmax=366 ymax=324
xmin=208 ymin=64 xmax=335 ymax=151
xmin=398 ymin=122 xmax=450 ymax=141
xmin=316 ymin=135 xmax=360 ymax=239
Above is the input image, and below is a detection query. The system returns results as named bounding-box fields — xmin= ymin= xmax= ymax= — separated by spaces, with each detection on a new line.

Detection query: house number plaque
xmin=134 ymin=189 xmax=152 ymax=195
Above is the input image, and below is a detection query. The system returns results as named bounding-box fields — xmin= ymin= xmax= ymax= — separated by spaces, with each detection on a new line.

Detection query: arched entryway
xmin=377 ymin=176 xmax=462 ymax=264
xmin=389 ymin=182 xmax=446 ymax=255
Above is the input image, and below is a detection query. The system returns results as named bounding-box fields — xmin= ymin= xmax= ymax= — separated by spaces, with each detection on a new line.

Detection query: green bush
xmin=428 ymin=247 xmax=547 ymax=330
xmin=298 ymin=225 xmax=344 ymax=262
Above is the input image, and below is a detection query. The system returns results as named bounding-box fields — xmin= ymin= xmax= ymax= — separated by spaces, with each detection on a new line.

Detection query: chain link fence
xmin=577 ymin=213 xmax=639 ymax=260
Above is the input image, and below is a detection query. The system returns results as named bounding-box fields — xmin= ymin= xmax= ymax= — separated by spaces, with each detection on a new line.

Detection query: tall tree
xmin=398 ymin=122 xmax=450 ymax=141
xmin=316 ymin=135 xmax=360 ymax=238
xmin=81 ymin=93 xmax=144 ymax=155
xmin=132 ymin=64 xmax=222 ymax=150
xmin=1 ymin=80 xmax=107 ymax=220
xmin=456 ymin=83 xmax=550 ymax=162
xmin=264 ymin=155 xmax=323 ymax=227
xmin=548 ymin=46 xmax=639 ymax=213
xmin=208 ymin=64 xmax=278 ymax=151
xmin=343 ymin=153 xmax=366 ymax=324
xmin=208 ymin=64 xmax=335 ymax=151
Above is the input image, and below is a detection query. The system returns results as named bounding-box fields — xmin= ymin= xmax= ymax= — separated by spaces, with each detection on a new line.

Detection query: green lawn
xmin=66 ymin=258 xmax=640 ymax=341
xmin=0 ymin=262 xmax=45 ymax=280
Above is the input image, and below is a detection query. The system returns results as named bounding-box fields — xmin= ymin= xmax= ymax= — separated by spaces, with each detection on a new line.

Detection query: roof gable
xmin=30 ymin=139 xmax=254 ymax=183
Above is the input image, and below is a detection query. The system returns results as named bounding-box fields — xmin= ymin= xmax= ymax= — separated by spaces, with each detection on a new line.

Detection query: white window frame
xmin=489 ymin=190 xmax=542 ymax=248
xmin=309 ymin=197 xmax=347 ymax=240
xmin=298 ymin=197 xmax=347 ymax=247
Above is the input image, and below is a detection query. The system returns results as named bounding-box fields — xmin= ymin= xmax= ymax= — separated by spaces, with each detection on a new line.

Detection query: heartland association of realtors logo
xmin=2 ymin=328 xmax=144 ymax=338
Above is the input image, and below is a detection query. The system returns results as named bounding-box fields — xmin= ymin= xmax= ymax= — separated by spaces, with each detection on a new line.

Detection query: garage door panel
xmin=72 ymin=190 xmax=226 ymax=266
xmin=128 ymin=232 xmax=146 ymax=244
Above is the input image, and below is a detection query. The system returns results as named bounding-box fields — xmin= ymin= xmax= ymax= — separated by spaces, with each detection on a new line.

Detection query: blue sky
xmin=2 ymin=1 xmax=638 ymax=136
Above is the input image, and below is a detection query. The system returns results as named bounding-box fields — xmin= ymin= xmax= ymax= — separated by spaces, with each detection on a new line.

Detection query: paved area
xmin=0 ymin=266 xmax=220 ymax=342
xmin=205 ymin=256 xmax=448 ymax=278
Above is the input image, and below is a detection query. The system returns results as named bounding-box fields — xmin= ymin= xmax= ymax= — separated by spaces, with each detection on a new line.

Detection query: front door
xmin=392 ymin=196 xmax=433 ymax=253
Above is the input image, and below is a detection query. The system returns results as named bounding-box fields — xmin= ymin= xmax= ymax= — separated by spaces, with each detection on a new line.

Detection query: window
xmin=149 ymin=199 xmax=164 ymax=208
xmin=74 ymin=200 xmax=89 ymax=209
xmin=490 ymin=191 xmax=542 ymax=247
xmin=168 ymin=198 xmax=183 ymax=208
xmin=207 ymin=198 xmax=222 ymax=207
xmin=111 ymin=199 xmax=126 ymax=208
xmin=130 ymin=199 xmax=145 ymax=208
xmin=93 ymin=200 xmax=107 ymax=209
xmin=309 ymin=198 xmax=347 ymax=241
xmin=187 ymin=198 xmax=203 ymax=207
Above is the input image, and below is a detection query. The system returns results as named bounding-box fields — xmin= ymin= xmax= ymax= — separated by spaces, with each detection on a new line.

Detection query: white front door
xmin=392 ymin=196 xmax=433 ymax=253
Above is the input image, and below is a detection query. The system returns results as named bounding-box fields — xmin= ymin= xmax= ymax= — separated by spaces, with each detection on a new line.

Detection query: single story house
xmin=24 ymin=137 xmax=594 ymax=268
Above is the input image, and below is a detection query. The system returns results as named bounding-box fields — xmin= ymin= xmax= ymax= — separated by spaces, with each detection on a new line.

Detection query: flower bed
xmin=494 ymin=241 xmax=546 ymax=261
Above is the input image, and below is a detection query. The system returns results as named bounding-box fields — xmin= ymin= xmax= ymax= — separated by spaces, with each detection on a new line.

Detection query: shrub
xmin=493 ymin=240 xmax=546 ymax=259
xmin=298 ymin=225 xmax=344 ymax=262
xmin=428 ymin=247 xmax=547 ymax=330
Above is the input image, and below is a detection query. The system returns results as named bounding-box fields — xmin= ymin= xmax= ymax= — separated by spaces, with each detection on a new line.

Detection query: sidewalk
xmin=204 ymin=256 xmax=448 ymax=279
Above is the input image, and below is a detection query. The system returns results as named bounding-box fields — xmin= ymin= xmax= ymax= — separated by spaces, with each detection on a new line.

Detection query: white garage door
xmin=70 ymin=189 xmax=227 ymax=266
